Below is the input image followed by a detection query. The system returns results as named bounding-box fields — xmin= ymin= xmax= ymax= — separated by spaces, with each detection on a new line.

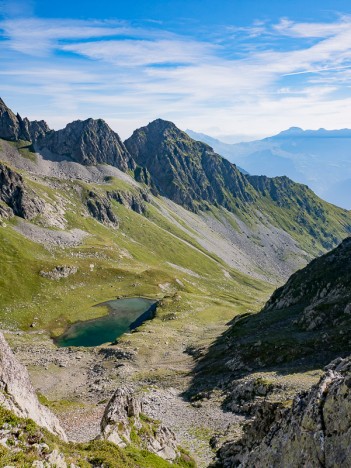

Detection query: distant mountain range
xmin=186 ymin=127 xmax=351 ymax=209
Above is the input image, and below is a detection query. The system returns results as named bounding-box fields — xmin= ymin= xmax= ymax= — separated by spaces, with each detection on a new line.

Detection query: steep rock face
xmin=0 ymin=163 xmax=44 ymax=219
xmin=100 ymin=386 xmax=179 ymax=461
xmin=0 ymin=202 xmax=13 ymax=220
xmin=221 ymin=237 xmax=351 ymax=373
xmin=86 ymin=190 xmax=119 ymax=226
xmin=0 ymin=98 xmax=49 ymax=142
xmin=0 ymin=98 xmax=26 ymax=141
xmin=85 ymin=187 xmax=150 ymax=225
xmin=37 ymin=118 xmax=135 ymax=171
xmin=21 ymin=117 xmax=50 ymax=141
xmin=0 ymin=332 xmax=66 ymax=440
xmin=218 ymin=356 xmax=351 ymax=467
xmin=125 ymin=119 xmax=253 ymax=212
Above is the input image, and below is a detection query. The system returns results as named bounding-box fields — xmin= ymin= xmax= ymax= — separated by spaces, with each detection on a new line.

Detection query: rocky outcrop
xmin=0 ymin=98 xmax=49 ymax=142
xmin=100 ymin=386 xmax=179 ymax=461
xmin=21 ymin=117 xmax=50 ymax=141
xmin=218 ymin=356 xmax=351 ymax=467
xmin=39 ymin=265 xmax=78 ymax=280
xmin=0 ymin=163 xmax=44 ymax=219
xmin=0 ymin=98 xmax=26 ymax=141
xmin=224 ymin=377 xmax=279 ymax=415
xmin=107 ymin=189 xmax=150 ymax=214
xmin=37 ymin=118 xmax=135 ymax=171
xmin=85 ymin=187 xmax=149 ymax=224
xmin=0 ymin=202 xmax=13 ymax=220
xmin=0 ymin=332 xmax=67 ymax=440
xmin=86 ymin=190 xmax=119 ymax=226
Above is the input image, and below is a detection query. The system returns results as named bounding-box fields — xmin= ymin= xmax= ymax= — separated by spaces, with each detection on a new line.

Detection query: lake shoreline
xmin=54 ymin=297 xmax=158 ymax=348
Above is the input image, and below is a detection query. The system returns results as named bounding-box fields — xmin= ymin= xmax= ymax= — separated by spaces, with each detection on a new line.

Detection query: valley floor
xmin=4 ymin=296 xmax=322 ymax=468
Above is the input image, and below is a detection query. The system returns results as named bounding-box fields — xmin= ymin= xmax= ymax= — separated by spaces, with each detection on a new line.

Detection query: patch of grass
xmin=5 ymin=139 xmax=37 ymax=162
xmin=0 ymin=406 xmax=195 ymax=467
xmin=37 ymin=393 xmax=84 ymax=413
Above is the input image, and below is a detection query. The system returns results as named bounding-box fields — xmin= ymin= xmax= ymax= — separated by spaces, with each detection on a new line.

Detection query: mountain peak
xmin=0 ymin=98 xmax=21 ymax=141
xmin=37 ymin=117 xmax=135 ymax=171
xmin=140 ymin=118 xmax=183 ymax=138
xmin=276 ymin=127 xmax=304 ymax=137
xmin=148 ymin=118 xmax=178 ymax=128
xmin=125 ymin=119 xmax=252 ymax=211
xmin=0 ymin=97 xmax=9 ymax=109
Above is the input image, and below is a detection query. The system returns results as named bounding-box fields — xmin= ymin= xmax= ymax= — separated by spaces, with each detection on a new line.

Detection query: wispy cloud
xmin=1 ymin=13 xmax=351 ymax=137
xmin=274 ymin=16 xmax=351 ymax=38
xmin=63 ymin=38 xmax=217 ymax=67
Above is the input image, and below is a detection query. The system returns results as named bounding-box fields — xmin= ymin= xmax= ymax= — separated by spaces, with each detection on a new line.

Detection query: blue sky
xmin=1 ymin=0 xmax=351 ymax=139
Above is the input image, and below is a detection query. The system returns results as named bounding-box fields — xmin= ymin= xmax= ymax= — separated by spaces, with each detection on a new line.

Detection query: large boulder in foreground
xmin=218 ymin=356 xmax=351 ymax=467
xmin=0 ymin=332 xmax=67 ymax=440
xmin=100 ymin=386 xmax=179 ymax=461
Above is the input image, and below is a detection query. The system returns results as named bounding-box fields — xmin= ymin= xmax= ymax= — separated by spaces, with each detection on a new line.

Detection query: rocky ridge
xmin=125 ymin=118 xmax=351 ymax=253
xmin=1 ymin=98 xmax=351 ymax=258
xmin=37 ymin=118 xmax=135 ymax=171
xmin=0 ymin=98 xmax=49 ymax=142
xmin=216 ymin=236 xmax=351 ymax=375
xmin=218 ymin=356 xmax=351 ymax=467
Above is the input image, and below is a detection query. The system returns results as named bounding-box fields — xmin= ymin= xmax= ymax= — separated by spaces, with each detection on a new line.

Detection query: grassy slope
xmin=0 ymin=171 xmax=268 ymax=337
xmin=253 ymin=192 xmax=351 ymax=257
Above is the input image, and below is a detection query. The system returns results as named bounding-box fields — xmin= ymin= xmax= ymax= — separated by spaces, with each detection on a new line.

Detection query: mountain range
xmin=186 ymin=127 xmax=351 ymax=209
xmin=0 ymin=97 xmax=350 ymax=467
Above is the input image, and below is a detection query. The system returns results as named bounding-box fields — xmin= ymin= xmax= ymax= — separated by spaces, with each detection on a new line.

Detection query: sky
xmin=1 ymin=0 xmax=351 ymax=139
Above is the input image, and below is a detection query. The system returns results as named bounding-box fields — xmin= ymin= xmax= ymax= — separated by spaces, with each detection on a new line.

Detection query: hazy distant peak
xmin=274 ymin=127 xmax=351 ymax=138
xmin=276 ymin=127 xmax=304 ymax=136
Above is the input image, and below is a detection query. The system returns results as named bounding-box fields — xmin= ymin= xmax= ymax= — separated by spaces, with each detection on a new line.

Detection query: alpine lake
xmin=55 ymin=297 xmax=157 ymax=347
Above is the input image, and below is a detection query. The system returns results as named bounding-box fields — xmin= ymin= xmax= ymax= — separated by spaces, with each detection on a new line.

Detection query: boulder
xmin=100 ymin=386 xmax=178 ymax=461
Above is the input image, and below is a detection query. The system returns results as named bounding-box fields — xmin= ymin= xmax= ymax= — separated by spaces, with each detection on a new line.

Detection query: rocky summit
xmin=0 ymin=98 xmax=350 ymax=468
xmin=0 ymin=98 xmax=49 ymax=143
xmin=125 ymin=118 xmax=350 ymax=254
xmin=125 ymin=119 xmax=253 ymax=211
xmin=37 ymin=118 xmax=135 ymax=171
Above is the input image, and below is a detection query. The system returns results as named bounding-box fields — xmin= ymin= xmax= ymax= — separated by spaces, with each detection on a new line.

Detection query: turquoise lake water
xmin=55 ymin=297 xmax=157 ymax=347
